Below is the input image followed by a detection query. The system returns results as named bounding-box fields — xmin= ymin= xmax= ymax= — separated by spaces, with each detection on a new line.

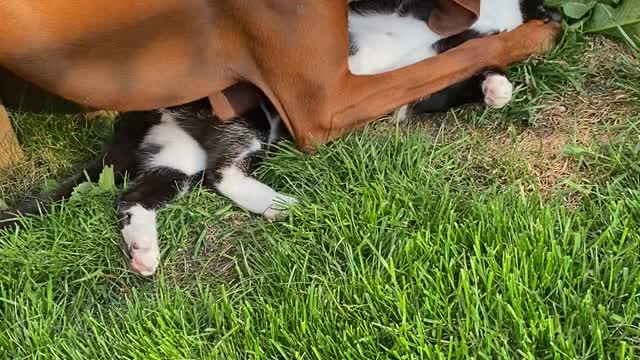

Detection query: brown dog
xmin=0 ymin=1 xmax=560 ymax=151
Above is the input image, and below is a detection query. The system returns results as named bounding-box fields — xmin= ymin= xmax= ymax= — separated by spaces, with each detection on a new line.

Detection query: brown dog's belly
xmin=1 ymin=0 xmax=239 ymax=110
xmin=30 ymin=57 xmax=238 ymax=111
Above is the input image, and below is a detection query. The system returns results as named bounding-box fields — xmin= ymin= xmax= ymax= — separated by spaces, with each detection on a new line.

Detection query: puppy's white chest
xmin=348 ymin=13 xmax=442 ymax=75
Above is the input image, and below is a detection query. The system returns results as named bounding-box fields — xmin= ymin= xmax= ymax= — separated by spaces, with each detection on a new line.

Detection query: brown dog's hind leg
xmin=269 ymin=19 xmax=560 ymax=152
xmin=324 ymin=20 xmax=561 ymax=142
xmin=224 ymin=0 xmax=560 ymax=152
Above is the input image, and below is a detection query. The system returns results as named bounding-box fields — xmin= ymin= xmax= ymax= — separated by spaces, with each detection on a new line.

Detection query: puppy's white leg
xmin=482 ymin=74 xmax=513 ymax=109
xmin=215 ymin=166 xmax=297 ymax=219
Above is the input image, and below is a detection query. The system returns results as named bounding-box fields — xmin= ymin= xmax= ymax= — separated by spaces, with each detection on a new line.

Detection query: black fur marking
xmin=118 ymin=168 xmax=198 ymax=211
xmin=520 ymin=0 xmax=552 ymax=22
xmin=348 ymin=31 xmax=359 ymax=56
xmin=432 ymin=30 xmax=488 ymax=54
xmin=349 ymin=0 xmax=435 ymax=22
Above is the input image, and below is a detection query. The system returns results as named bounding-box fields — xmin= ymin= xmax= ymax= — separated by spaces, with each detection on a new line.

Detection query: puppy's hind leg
xmin=206 ymin=138 xmax=296 ymax=220
xmin=211 ymin=165 xmax=297 ymax=220
xmin=117 ymin=168 xmax=196 ymax=276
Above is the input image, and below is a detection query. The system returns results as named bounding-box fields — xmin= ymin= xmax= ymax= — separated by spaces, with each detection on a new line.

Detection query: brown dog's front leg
xmin=293 ymin=20 xmax=560 ymax=151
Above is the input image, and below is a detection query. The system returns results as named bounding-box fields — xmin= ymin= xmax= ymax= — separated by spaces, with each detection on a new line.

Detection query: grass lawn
xmin=1 ymin=31 xmax=640 ymax=359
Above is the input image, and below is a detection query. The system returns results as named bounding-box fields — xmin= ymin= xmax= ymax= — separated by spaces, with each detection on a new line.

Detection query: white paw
xmin=129 ymin=244 xmax=160 ymax=277
xmin=263 ymin=194 xmax=297 ymax=220
xmin=482 ymin=74 xmax=513 ymax=109
xmin=120 ymin=205 xmax=160 ymax=276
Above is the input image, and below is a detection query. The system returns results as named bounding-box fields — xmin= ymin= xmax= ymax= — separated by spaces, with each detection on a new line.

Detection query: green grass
xmin=1 ymin=33 xmax=640 ymax=359
xmin=0 ymin=113 xmax=113 ymax=203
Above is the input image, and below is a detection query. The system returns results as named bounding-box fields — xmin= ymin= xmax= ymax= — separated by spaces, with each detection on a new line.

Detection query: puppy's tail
xmin=0 ymin=154 xmax=119 ymax=230
xmin=0 ymin=110 xmax=157 ymax=231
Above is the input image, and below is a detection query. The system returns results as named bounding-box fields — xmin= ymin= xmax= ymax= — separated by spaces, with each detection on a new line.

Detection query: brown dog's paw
xmin=500 ymin=19 xmax=561 ymax=62
xmin=532 ymin=20 xmax=562 ymax=55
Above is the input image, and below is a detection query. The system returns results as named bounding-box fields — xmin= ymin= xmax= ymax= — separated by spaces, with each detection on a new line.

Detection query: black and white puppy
xmin=348 ymin=0 xmax=557 ymax=121
xmin=0 ymin=98 xmax=295 ymax=275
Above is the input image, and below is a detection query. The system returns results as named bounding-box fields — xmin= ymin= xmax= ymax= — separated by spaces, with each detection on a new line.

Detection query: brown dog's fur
xmin=0 ymin=1 xmax=560 ymax=151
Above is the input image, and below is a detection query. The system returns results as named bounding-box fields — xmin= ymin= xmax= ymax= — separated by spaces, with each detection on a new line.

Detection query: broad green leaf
xmin=547 ymin=0 xmax=640 ymax=47
xmin=553 ymin=1 xmax=599 ymax=19
xmin=97 ymin=165 xmax=116 ymax=191
xmin=584 ymin=1 xmax=640 ymax=46
xmin=69 ymin=182 xmax=94 ymax=202
xmin=41 ymin=178 xmax=60 ymax=192
xmin=68 ymin=166 xmax=116 ymax=202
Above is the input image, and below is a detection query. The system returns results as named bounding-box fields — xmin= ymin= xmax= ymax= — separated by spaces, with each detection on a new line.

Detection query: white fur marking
xmin=216 ymin=165 xmax=297 ymax=219
xmin=348 ymin=12 xmax=442 ymax=75
xmin=121 ymin=205 xmax=160 ymax=276
xmin=242 ymin=139 xmax=262 ymax=160
xmin=260 ymin=101 xmax=283 ymax=144
xmin=144 ymin=112 xmax=207 ymax=175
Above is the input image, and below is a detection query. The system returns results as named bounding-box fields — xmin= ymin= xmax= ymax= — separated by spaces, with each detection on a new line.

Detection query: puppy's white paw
xmin=129 ymin=245 xmax=160 ymax=277
xmin=120 ymin=205 xmax=160 ymax=276
xmin=482 ymin=74 xmax=513 ymax=109
xmin=263 ymin=194 xmax=297 ymax=220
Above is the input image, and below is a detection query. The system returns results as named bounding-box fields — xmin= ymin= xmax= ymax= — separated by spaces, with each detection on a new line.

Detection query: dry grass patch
xmin=405 ymin=36 xmax=639 ymax=196
xmin=163 ymin=209 xmax=247 ymax=286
